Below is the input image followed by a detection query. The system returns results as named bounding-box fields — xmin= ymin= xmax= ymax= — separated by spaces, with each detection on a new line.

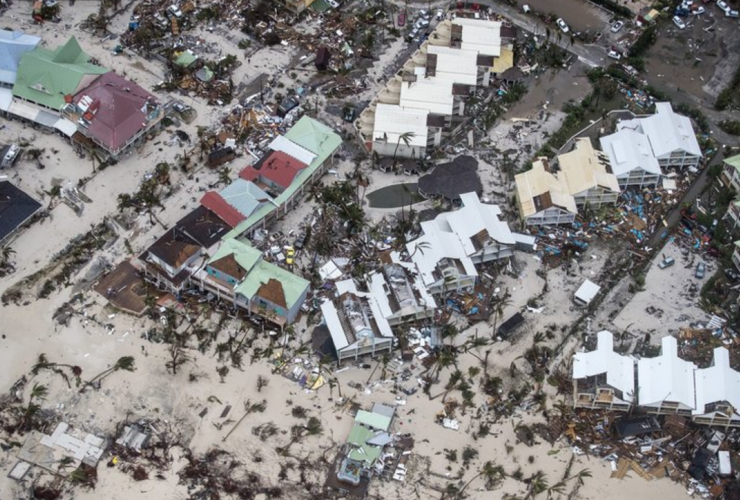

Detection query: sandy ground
xmin=0 ymin=3 xmax=711 ymax=500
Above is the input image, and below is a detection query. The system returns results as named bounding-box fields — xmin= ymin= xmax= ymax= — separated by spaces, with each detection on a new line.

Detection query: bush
xmin=629 ymin=25 xmax=658 ymax=58
xmin=719 ymin=120 xmax=740 ymax=136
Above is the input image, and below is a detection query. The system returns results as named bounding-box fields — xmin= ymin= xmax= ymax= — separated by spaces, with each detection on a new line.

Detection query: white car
xmin=672 ymin=15 xmax=686 ymax=29
xmin=611 ymin=20 xmax=624 ymax=32
xmin=607 ymin=49 xmax=622 ymax=60
xmin=728 ymin=9 xmax=739 ymax=17
xmin=556 ymin=18 xmax=570 ymax=33
xmin=692 ymin=6 xmax=705 ymax=14
xmin=717 ymin=0 xmax=731 ymax=13
xmin=436 ymin=8 xmax=444 ymax=20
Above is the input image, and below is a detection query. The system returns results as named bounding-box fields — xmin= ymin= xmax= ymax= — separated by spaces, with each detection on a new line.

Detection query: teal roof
xmin=236 ymin=259 xmax=309 ymax=309
xmin=219 ymin=178 xmax=273 ymax=219
xmin=175 ymin=50 xmax=198 ymax=68
xmin=208 ymin=238 xmax=262 ymax=271
xmin=726 ymin=154 xmax=740 ymax=174
xmin=347 ymin=424 xmax=382 ymax=465
xmin=224 ymin=117 xmax=342 ymax=239
xmin=13 ymin=36 xmax=108 ymax=110
xmin=354 ymin=410 xmax=391 ymax=431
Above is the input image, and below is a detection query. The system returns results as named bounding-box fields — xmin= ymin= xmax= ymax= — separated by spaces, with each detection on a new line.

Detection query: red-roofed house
xmin=239 ymin=150 xmax=308 ymax=193
xmin=200 ymin=178 xmax=274 ymax=228
xmin=62 ymin=72 xmax=168 ymax=159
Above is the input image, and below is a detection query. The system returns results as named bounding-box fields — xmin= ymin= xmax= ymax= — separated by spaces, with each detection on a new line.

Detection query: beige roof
xmin=558 ymin=138 xmax=620 ymax=196
xmin=515 ymin=158 xmax=577 ymax=218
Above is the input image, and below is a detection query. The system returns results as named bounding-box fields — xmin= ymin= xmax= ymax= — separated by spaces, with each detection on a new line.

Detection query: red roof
xmin=200 ymin=191 xmax=245 ymax=228
xmin=239 ymin=151 xmax=307 ymax=190
xmin=73 ymin=72 xmax=158 ymax=154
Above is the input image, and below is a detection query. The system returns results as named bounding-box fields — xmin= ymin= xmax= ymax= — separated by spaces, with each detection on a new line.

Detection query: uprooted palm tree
xmin=31 ymin=353 xmax=82 ymax=389
xmin=20 ymin=383 xmax=48 ymax=431
xmin=1 ymin=245 xmax=15 ymax=267
xmin=449 ymin=461 xmax=506 ymax=499
xmin=81 ymin=356 xmax=135 ymax=392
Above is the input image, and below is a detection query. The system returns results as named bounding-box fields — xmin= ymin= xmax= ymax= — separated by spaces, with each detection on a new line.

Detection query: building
xmin=406 ymin=192 xmax=514 ymax=294
xmin=200 ymin=178 xmax=274 ymax=228
xmin=572 ymin=330 xmax=634 ymax=412
xmin=417 ymin=156 xmax=482 ymax=201
xmin=357 ymin=18 xmax=515 ymax=157
xmin=557 ymin=138 xmax=620 ymax=208
xmin=0 ymin=180 xmax=42 ymax=246
xmin=638 ymin=336 xmax=697 ymax=416
xmin=140 ymin=206 xmax=230 ymax=293
xmin=367 ymin=252 xmax=437 ymax=326
xmin=320 ymin=279 xmax=394 ymax=362
xmin=0 ymin=30 xmax=41 ymax=88
xmin=733 ymin=241 xmax=740 ymax=272
xmin=239 ymin=150 xmax=308 ymax=193
xmin=13 ymin=36 xmax=109 ymax=111
xmin=514 ymin=157 xmax=577 ymax=226
xmin=573 ymin=279 xmax=600 ymax=307
xmin=192 ymin=238 xmax=309 ymax=326
xmin=599 ymin=128 xmax=662 ymax=189
xmin=224 ymin=116 xmax=342 ymax=239
xmin=336 ymin=404 xmax=396 ymax=488
xmin=61 ymin=72 xmax=167 ymax=159
xmin=616 ymin=102 xmax=702 ymax=169
xmin=720 ymin=154 xmax=740 ymax=192
xmin=726 ymin=198 xmax=740 ymax=235
xmin=693 ymin=347 xmax=740 ymax=428
xmin=272 ymin=0 xmax=316 ymax=15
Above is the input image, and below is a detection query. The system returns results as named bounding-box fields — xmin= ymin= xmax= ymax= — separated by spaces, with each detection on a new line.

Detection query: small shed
xmin=315 ymin=47 xmax=331 ymax=71
xmin=574 ymin=279 xmax=600 ymax=307
xmin=207 ymin=147 xmax=235 ymax=168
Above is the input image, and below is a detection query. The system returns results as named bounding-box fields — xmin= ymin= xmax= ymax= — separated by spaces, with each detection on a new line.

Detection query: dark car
xmin=294 ymin=232 xmax=307 ymax=250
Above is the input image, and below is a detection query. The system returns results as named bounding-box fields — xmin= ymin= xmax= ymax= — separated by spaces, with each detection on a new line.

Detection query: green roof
xmin=725 ymin=154 xmax=740 ymax=174
xmin=310 ymin=0 xmax=331 ymax=12
xmin=354 ymin=410 xmax=391 ymax=431
xmin=175 ymin=50 xmax=198 ymax=68
xmin=224 ymin=117 xmax=342 ymax=239
xmin=209 ymin=238 xmax=261 ymax=271
xmin=236 ymin=259 xmax=309 ymax=309
xmin=13 ymin=36 xmax=108 ymax=110
xmin=735 ymin=240 xmax=740 ymax=249
xmin=347 ymin=424 xmax=382 ymax=465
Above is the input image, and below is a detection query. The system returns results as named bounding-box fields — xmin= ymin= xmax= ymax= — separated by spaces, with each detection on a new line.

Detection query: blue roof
xmin=0 ymin=30 xmax=40 ymax=86
xmin=219 ymin=178 xmax=274 ymax=219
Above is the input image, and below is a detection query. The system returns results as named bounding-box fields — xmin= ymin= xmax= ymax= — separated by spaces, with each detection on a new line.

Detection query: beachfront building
xmin=191 ymin=238 xmax=309 ymax=326
xmin=0 ymin=30 xmax=40 ymax=88
xmin=616 ymin=102 xmax=702 ymax=170
xmin=140 ymin=207 xmax=230 ymax=294
xmin=368 ymin=252 xmax=437 ymax=326
xmin=720 ymin=154 xmax=740 ymax=192
xmin=406 ymin=192 xmax=514 ymax=294
xmin=200 ymin=178 xmax=274 ymax=228
xmin=514 ymin=157 xmax=577 ymax=226
xmin=61 ymin=72 xmax=167 ymax=160
xmin=599 ymin=128 xmax=662 ymax=189
xmin=558 ymin=138 xmax=620 ymax=208
xmin=693 ymin=347 xmax=740 ymax=428
xmin=320 ymin=279 xmax=394 ymax=362
xmin=0 ymin=180 xmax=42 ymax=246
xmin=572 ymin=330 xmax=634 ymax=412
xmin=357 ymin=18 xmax=515 ymax=158
xmin=638 ymin=336 xmax=697 ymax=416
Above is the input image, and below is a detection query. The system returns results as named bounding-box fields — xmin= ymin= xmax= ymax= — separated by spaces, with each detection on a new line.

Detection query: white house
xmin=320 ymin=279 xmax=395 ymax=362
xmin=637 ymin=336 xmax=697 ymax=416
xmin=406 ymin=192 xmax=514 ymax=294
xmin=599 ymin=128 xmax=662 ymax=189
xmin=572 ymin=330 xmax=635 ymax=412
xmin=515 ymin=157 xmax=577 ymax=226
xmin=693 ymin=347 xmax=740 ymax=428
xmin=617 ymin=102 xmax=702 ymax=170
xmin=558 ymin=138 xmax=621 ymax=208
xmin=371 ymin=104 xmax=436 ymax=159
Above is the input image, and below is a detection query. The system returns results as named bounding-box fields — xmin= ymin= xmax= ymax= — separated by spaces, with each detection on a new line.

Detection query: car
xmin=294 ymin=232 xmax=307 ymax=250
xmin=675 ymin=7 xmax=690 ymax=16
xmin=407 ymin=27 xmax=419 ymax=40
xmin=556 ymin=18 xmax=570 ymax=33
xmin=436 ymin=7 xmax=444 ymax=20
xmin=285 ymin=247 xmax=295 ymax=266
xmin=414 ymin=18 xmax=430 ymax=29
xmin=692 ymin=6 xmax=706 ymax=14
xmin=607 ymin=48 xmax=622 ymax=60
xmin=672 ymin=16 xmax=686 ymax=28
xmin=717 ymin=0 xmax=731 ymax=13
xmin=611 ymin=20 xmax=624 ymax=32
xmin=727 ymin=9 xmax=739 ymax=17
xmin=419 ymin=9 xmax=431 ymax=19
xmin=658 ymin=257 xmax=676 ymax=269
xmin=397 ymin=10 xmax=406 ymax=26
xmin=695 ymin=262 xmax=706 ymax=279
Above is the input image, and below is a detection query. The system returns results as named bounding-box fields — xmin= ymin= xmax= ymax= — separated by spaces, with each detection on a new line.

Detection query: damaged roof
xmin=0 ymin=180 xmax=42 ymax=244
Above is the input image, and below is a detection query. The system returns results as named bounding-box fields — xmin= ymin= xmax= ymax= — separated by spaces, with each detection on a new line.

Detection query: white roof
xmin=368 ymin=260 xmax=437 ymax=321
xmin=373 ymin=104 xmax=429 ymax=147
xmin=426 ymin=45 xmax=478 ymax=86
xmin=693 ymin=347 xmax=740 ymax=416
xmin=400 ymin=79 xmax=454 ymax=116
xmin=407 ymin=219 xmax=478 ymax=287
xmin=617 ymin=102 xmax=701 ymax=160
xmin=0 ymin=87 xmax=12 ymax=112
xmin=574 ymin=279 xmax=601 ymax=304
xmin=638 ymin=336 xmax=697 ymax=410
xmin=599 ymin=128 xmax=662 ymax=178
xmin=438 ymin=192 xmax=516 ymax=254
xmin=572 ymin=330 xmax=635 ymax=402
xmin=54 ymin=118 xmax=77 ymax=137
xmin=268 ymin=135 xmax=316 ymax=166
xmin=451 ymin=18 xmax=502 ymax=56
xmin=320 ymin=298 xmax=348 ymax=350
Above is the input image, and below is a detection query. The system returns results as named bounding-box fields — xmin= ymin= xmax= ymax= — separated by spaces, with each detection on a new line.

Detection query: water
xmin=523 ymin=0 xmax=610 ymax=33
xmin=366 ymin=183 xmax=423 ymax=209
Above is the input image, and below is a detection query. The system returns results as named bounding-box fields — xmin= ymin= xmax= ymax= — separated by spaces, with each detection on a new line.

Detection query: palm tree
xmin=408 ymin=241 xmax=431 ymax=258
xmin=463 ymin=335 xmax=491 ymax=374
xmin=392 ymin=131 xmax=415 ymax=166
xmin=1 ymin=245 xmax=16 ymax=267
xmin=490 ymin=290 xmax=512 ymax=340
xmin=82 ymin=356 xmax=135 ymax=392
xmin=456 ymin=461 xmax=506 ymax=498
xmin=524 ymin=471 xmax=549 ymax=499
xmin=20 ymin=383 xmax=48 ymax=429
